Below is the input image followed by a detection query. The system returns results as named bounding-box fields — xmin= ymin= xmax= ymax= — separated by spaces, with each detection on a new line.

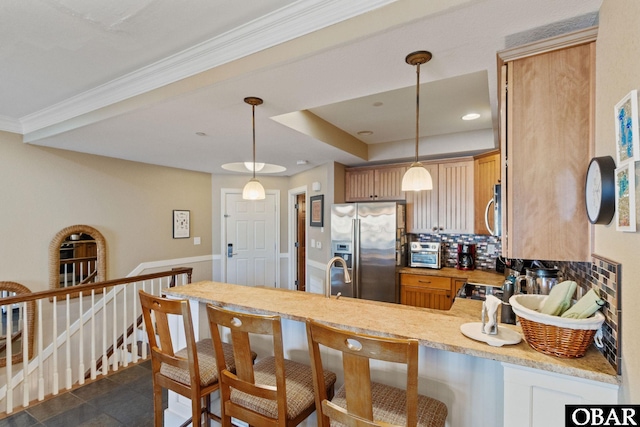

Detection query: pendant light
xmin=242 ymin=96 xmax=266 ymax=200
xmin=401 ymin=50 xmax=433 ymax=192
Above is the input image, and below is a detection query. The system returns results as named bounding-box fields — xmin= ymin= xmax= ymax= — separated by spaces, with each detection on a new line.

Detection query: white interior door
xmin=224 ymin=192 xmax=277 ymax=287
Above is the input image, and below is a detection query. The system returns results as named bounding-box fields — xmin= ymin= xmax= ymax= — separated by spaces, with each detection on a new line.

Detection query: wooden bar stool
xmin=139 ymin=291 xmax=249 ymax=427
xmin=206 ymin=304 xmax=337 ymax=427
xmin=306 ymin=319 xmax=448 ymax=427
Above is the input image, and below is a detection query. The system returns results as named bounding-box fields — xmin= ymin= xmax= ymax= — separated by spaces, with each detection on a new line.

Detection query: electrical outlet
xmin=316 ymin=241 xmax=322 ymax=249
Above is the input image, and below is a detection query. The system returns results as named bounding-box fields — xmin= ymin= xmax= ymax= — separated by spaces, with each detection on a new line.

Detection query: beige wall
xmin=595 ymin=1 xmax=640 ymax=402
xmin=0 ymin=131 xmax=213 ymax=291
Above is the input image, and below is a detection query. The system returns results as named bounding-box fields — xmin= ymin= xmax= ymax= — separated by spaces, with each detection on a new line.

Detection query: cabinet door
xmin=438 ymin=160 xmax=474 ymax=233
xmin=406 ymin=163 xmax=439 ymax=233
xmin=374 ymin=165 xmax=407 ymax=201
xmin=400 ymin=274 xmax=453 ymax=310
xmin=502 ymin=41 xmax=593 ymax=261
xmin=474 ymin=152 xmax=500 ymax=234
xmin=345 ymin=168 xmax=374 ymax=202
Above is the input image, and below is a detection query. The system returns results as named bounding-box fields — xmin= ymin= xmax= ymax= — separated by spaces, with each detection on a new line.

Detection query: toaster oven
xmin=409 ymin=242 xmax=442 ymax=269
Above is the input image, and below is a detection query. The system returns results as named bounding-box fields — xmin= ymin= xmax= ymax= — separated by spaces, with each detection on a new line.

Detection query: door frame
xmin=220 ymin=188 xmax=280 ymax=286
xmin=288 ymin=185 xmax=307 ymax=291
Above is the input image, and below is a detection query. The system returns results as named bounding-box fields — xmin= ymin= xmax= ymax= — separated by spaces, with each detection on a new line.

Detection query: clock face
xmin=585 ymin=161 xmax=602 ymax=221
xmin=585 ymin=156 xmax=616 ymax=225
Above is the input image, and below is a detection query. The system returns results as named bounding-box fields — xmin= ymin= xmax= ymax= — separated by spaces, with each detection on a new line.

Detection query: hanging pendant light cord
xmin=251 ymin=103 xmax=256 ymax=179
xmin=414 ymin=61 xmax=421 ymax=163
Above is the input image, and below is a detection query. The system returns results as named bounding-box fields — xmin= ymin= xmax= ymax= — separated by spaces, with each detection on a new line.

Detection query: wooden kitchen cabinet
xmin=498 ymin=28 xmax=595 ymax=261
xmin=406 ymin=159 xmax=474 ymax=234
xmin=400 ymin=273 xmax=453 ymax=310
xmin=473 ymin=150 xmax=500 ymax=235
xmin=345 ymin=164 xmax=407 ymax=202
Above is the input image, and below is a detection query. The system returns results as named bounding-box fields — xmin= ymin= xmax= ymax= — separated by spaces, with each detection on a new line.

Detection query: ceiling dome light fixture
xmin=462 ymin=113 xmax=481 ymax=121
xmin=243 ymin=161 xmax=265 ymax=172
xmin=242 ymin=97 xmax=266 ymax=200
xmin=401 ymin=50 xmax=433 ymax=192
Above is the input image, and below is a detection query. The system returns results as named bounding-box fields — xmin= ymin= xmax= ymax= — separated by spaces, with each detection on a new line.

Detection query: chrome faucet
xmin=325 ymin=256 xmax=351 ymax=298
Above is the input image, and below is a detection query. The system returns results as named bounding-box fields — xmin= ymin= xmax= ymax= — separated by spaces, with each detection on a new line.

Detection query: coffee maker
xmin=456 ymin=243 xmax=476 ymax=270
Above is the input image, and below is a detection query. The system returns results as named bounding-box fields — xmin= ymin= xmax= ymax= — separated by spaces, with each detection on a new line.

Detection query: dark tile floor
xmin=0 ymin=360 xmax=166 ymax=427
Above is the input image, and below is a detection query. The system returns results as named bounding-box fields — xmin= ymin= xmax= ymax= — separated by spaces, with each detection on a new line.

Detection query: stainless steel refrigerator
xmin=330 ymin=202 xmax=406 ymax=303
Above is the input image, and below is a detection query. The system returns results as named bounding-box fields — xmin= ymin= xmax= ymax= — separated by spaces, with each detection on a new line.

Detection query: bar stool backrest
xmin=206 ymin=304 xmax=288 ymax=426
xmin=306 ymin=319 xmax=420 ymax=427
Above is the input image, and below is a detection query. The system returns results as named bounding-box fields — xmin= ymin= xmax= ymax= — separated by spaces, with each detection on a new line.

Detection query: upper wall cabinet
xmin=345 ymin=164 xmax=407 ymax=202
xmin=474 ymin=150 xmax=501 ymax=235
xmin=498 ymin=27 xmax=596 ymax=261
xmin=406 ymin=159 xmax=474 ymax=234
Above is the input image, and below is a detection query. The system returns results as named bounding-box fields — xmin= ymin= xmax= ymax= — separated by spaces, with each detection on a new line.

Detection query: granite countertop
xmin=166 ymin=281 xmax=618 ymax=385
xmin=397 ymin=266 xmax=505 ymax=287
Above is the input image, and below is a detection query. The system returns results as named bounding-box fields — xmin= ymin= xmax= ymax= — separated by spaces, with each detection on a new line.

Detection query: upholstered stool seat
xmin=331 ymin=381 xmax=448 ymax=427
xmin=160 ymin=339 xmax=234 ymax=387
xmin=230 ymin=356 xmax=337 ymax=421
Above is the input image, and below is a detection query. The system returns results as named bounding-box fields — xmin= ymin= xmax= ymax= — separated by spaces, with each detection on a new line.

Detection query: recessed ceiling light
xmin=195 ymin=131 xmax=207 ymax=136
xmin=357 ymin=130 xmax=373 ymax=136
xmin=462 ymin=113 xmax=481 ymax=121
xmin=296 ymin=160 xmax=308 ymax=165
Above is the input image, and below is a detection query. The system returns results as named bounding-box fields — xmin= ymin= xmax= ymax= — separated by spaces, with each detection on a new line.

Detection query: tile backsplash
xmin=411 ymin=233 xmax=502 ymax=270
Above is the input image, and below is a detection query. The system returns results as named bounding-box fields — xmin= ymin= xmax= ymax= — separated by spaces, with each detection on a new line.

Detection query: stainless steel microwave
xmin=409 ymin=242 xmax=442 ymax=269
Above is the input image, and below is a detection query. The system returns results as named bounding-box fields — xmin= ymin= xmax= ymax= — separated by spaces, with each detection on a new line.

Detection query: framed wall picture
xmin=173 ymin=210 xmax=190 ymax=238
xmin=615 ymin=163 xmax=636 ymax=232
xmin=310 ymin=195 xmax=324 ymax=227
xmin=614 ymin=89 xmax=640 ymax=165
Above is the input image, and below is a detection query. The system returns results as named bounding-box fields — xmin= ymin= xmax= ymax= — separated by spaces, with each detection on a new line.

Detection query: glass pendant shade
xmin=401 ymin=162 xmax=433 ymax=191
xmin=242 ymin=178 xmax=266 ymax=200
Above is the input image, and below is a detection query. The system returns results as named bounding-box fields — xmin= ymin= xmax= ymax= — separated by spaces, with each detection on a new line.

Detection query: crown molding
xmin=0 ymin=115 xmax=22 ymax=134
xmin=20 ymin=0 xmax=396 ymax=135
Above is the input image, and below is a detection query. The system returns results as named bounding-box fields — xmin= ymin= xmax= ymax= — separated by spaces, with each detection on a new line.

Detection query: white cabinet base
xmin=503 ymin=363 xmax=619 ymax=427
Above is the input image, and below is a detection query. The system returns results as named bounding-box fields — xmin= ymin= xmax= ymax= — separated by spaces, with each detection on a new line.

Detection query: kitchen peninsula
xmin=166 ymin=281 xmax=618 ymax=427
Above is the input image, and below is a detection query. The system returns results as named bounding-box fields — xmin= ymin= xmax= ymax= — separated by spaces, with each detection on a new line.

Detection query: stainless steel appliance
xmin=516 ymin=267 xmax=561 ymax=295
xmin=409 ymin=242 xmax=442 ymax=269
xmin=330 ymin=202 xmax=406 ymax=303
xmin=484 ymin=184 xmax=502 ymax=236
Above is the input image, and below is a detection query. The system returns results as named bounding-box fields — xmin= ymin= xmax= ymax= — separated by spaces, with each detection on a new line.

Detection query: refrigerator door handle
xmin=353 ymin=218 xmax=360 ymax=299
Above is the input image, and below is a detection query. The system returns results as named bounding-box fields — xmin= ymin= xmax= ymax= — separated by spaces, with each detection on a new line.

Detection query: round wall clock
xmin=585 ymin=156 xmax=616 ymax=225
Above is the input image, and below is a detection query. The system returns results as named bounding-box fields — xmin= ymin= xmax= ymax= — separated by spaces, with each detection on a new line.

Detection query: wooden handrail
xmin=0 ymin=267 xmax=193 ymax=305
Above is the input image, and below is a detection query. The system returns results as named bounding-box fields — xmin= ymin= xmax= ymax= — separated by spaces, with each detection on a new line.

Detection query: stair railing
xmin=0 ymin=267 xmax=192 ymax=415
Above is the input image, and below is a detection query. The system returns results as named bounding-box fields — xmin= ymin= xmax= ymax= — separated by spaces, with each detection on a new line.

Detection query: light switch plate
xmin=194 ymin=237 xmax=201 ymax=245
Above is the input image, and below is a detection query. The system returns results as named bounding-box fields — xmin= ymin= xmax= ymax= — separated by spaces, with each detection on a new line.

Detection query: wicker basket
xmin=509 ymin=294 xmax=605 ymax=358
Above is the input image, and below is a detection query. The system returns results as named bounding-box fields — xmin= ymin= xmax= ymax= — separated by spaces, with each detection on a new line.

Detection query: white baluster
xmin=102 ymin=289 xmax=108 ymax=377
xmin=140 ymin=281 xmax=147 ymax=360
xmin=131 ymin=281 xmax=139 ymax=364
xmin=78 ymin=290 xmax=85 ymax=385
xmin=122 ymin=284 xmax=128 ymax=367
xmin=52 ymin=295 xmax=59 ymax=395
xmin=65 ymin=294 xmax=71 ymax=389
xmin=22 ymin=301 xmax=29 ymax=407
xmin=37 ymin=299 xmax=44 ymax=401
xmin=90 ymin=290 xmax=96 ymax=380
xmin=5 ymin=300 xmax=13 ymax=413
xmin=112 ymin=288 xmax=118 ymax=371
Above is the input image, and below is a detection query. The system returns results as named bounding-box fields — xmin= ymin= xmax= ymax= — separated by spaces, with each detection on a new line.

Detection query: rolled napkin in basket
xmin=540 ymin=280 xmax=577 ymax=316
xmin=482 ymin=295 xmax=502 ymax=334
xmin=561 ymin=289 xmax=605 ymax=319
